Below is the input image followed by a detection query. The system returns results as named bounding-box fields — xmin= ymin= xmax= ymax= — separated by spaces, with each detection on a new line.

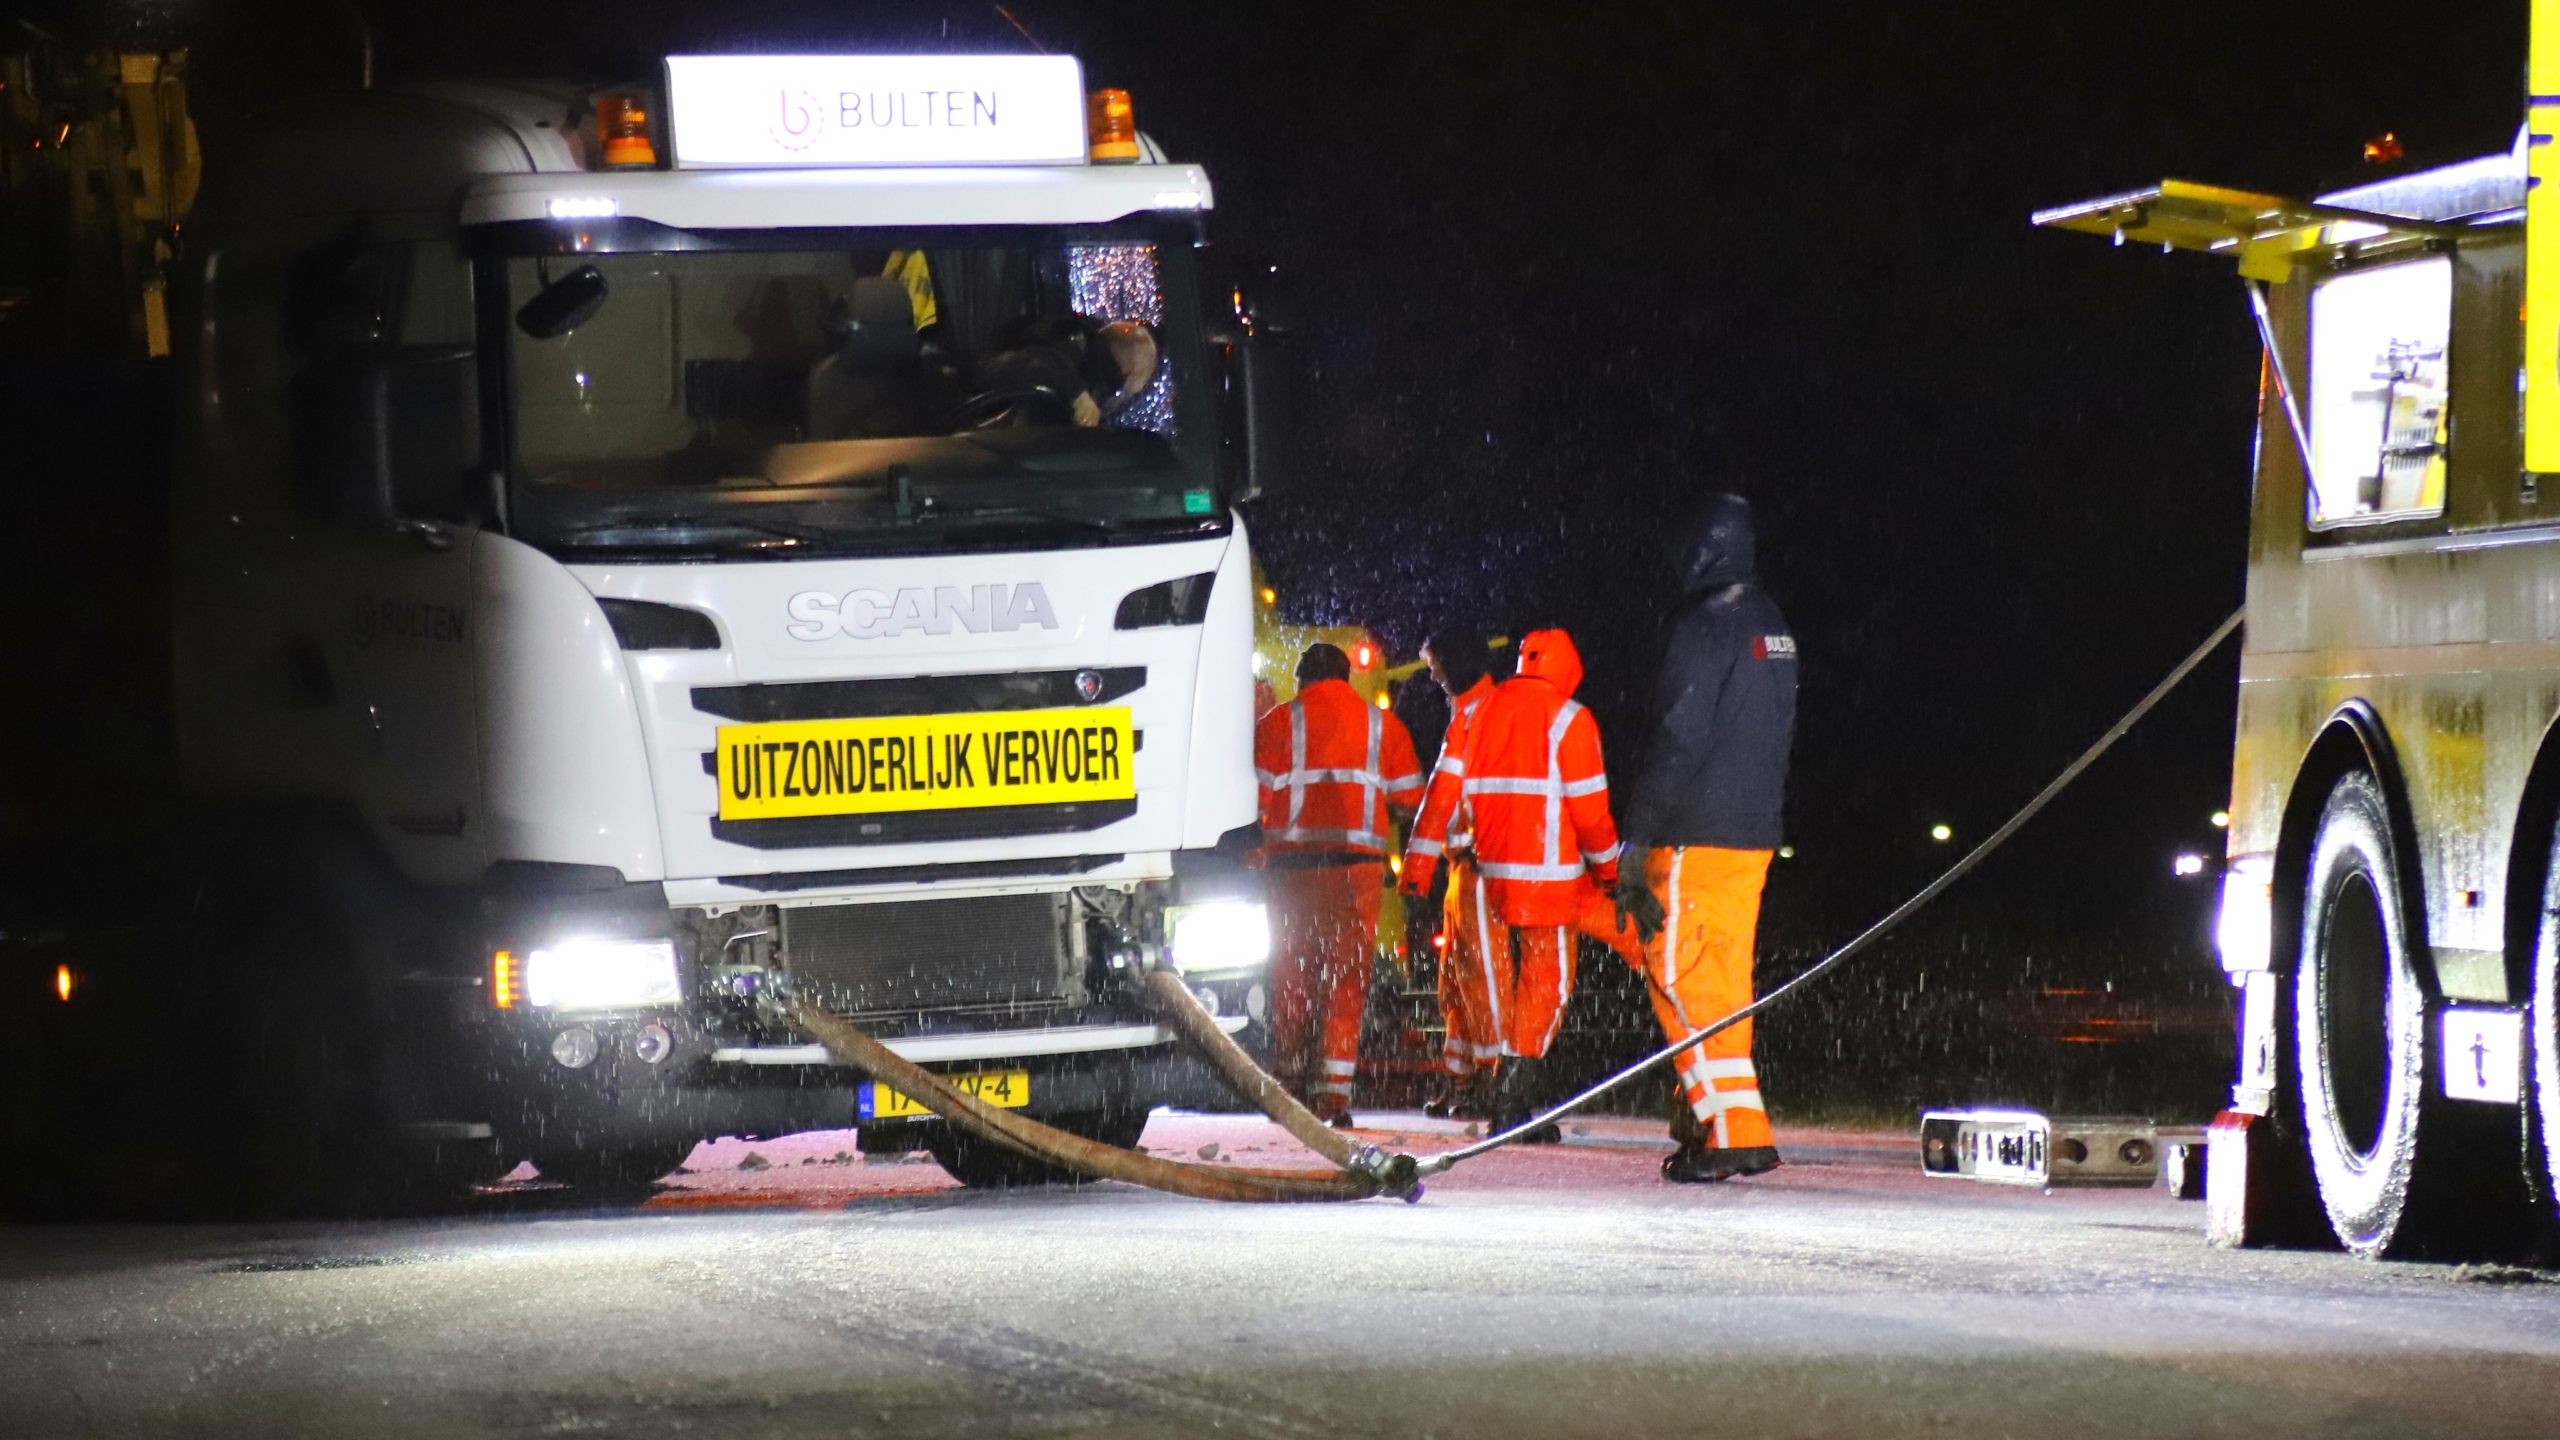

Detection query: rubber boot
xmin=1454 ymin=1065 xmax=1498 ymax=1121
xmin=1312 ymin=1092 xmax=1354 ymax=1130
xmin=1494 ymin=1057 xmax=1562 ymax=1144
xmin=1662 ymin=1102 xmax=1781 ymax=1182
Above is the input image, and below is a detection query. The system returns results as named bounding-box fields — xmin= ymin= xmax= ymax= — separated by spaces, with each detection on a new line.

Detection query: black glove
xmin=1612 ymin=850 xmax=1665 ymax=945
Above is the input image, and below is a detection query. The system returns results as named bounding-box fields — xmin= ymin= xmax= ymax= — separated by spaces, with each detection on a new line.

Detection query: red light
xmin=1432 ymin=934 xmax=1447 ymax=951
xmin=55 ymin=965 xmax=72 ymax=1002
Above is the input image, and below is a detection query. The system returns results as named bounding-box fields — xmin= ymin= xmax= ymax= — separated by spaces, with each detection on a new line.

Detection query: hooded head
xmin=1514 ymin=628 xmax=1584 ymax=699
xmin=1296 ymin=643 xmax=1352 ymax=686
xmin=1666 ymin=492 xmax=1756 ymax=598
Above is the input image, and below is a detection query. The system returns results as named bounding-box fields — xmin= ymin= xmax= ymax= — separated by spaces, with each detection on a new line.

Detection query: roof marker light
xmin=597 ymin=91 xmax=657 ymax=170
xmin=1088 ymin=88 xmax=1138 ymax=163
xmin=547 ymin=196 xmax=620 ymax=220
xmin=1151 ymin=190 xmax=1205 ymax=209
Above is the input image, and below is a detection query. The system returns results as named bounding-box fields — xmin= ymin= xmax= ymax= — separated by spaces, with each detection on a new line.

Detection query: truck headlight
xmin=521 ymin=938 xmax=681 ymax=1011
xmin=2215 ymin=859 xmax=2272 ymax=975
xmin=1166 ymin=901 xmax=1270 ymax=974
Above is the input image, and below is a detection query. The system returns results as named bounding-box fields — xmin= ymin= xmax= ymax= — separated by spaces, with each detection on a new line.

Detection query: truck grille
xmin=780 ymin=893 xmax=1076 ymax=1019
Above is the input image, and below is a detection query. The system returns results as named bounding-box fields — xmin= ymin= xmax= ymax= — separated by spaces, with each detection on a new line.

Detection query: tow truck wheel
xmin=531 ymin=1140 xmax=696 ymax=1196
xmin=2295 ymin=770 xmax=2429 ymax=1257
xmin=924 ymin=1109 xmax=1149 ymax=1189
xmin=2532 ymin=827 xmax=2560 ymax=1228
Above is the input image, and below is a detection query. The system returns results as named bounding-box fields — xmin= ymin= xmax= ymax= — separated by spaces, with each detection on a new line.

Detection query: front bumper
xmin=466 ymin=1008 xmax=1267 ymax=1157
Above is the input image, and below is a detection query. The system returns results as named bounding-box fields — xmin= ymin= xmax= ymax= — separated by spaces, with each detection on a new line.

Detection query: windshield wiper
xmin=550 ymin=516 xmax=824 ymax=551
xmin=913 ymin=505 xmax=1128 ymax=535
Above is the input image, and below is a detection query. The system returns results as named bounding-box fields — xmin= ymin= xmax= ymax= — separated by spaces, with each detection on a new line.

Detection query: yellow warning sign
xmin=715 ymin=706 xmax=1134 ymax=821
xmin=2527 ymin=1 xmax=2560 ymax=471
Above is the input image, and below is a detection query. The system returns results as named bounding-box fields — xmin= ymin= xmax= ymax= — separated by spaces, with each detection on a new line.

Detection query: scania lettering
xmin=169 ymin=54 xmax=1284 ymax=1195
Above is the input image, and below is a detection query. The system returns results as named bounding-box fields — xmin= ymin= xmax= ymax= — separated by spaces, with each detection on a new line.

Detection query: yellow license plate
xmin=716 ymin=706 xmax=1134 ymax=821
xmin=860 ymin=1069 xmax=1031 ymax=1121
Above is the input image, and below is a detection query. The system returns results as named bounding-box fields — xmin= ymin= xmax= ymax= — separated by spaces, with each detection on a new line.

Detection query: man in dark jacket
xmin=1611 ymin=493 xmax=1797 ymax=1182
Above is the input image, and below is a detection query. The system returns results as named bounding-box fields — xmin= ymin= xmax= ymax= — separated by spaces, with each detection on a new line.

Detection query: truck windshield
xmin=499 ymin=236 xmax=1222 ymax=558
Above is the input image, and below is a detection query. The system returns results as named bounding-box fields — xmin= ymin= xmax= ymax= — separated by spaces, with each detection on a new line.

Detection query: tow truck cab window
xmin=283 ymin=233 xmax=481 ymax=527
xmin=494 ymin=236 xmax=1219 ymax=560
xmin=2306 ymin=254 xmax=2452 ymax=527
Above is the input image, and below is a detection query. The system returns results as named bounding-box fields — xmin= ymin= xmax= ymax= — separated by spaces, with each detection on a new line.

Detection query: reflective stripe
xmin=1406 ymin=836 xmax=1444 ymax=857
xmin=1381 ymin=770 xmax=1423 ymax=790
xmin=1322 ymin=1059 xmax=1358 ymax=1076
xmin=1537 ymin=925 xmax=1570 ymax=1053
xmin=1711 ymin=1088 xmax=1765 ymax=1114
xmin=1561 ymin=775 xmax=1609 ymax=797
xmin=1661 ymin=848 xmax=1692 ymax=1030
xmin=1545 ymin=702 xmax=1580 ymax=869
xmin=1582 ymin=844 xmax=1621 ymax=866
xmin=1291 ymin=767 xmax=1382 ymax=783
xmin=1476 ymin=859 xmax=1585 ymax=881
xmin=1690 ymin=1057 xmax=1758 ymax=1081
xmin=1288 ymin=703 xmax=1307 ymax=832
xmin=1434 ymin=754 xmax=1467 ymax=776
xmin=1467 ymin=776 xmax=1566 ymax=797
xmin=1473 ymin=871 xmax=1502 ymax=1044
xmin=1320 ymin=1080 xmax=1352 ymax=1097
xmin=1271 ymin=825 xmax=1387 ymax=850
xmin=1255 ymin=769 xmax=1284 ymax=786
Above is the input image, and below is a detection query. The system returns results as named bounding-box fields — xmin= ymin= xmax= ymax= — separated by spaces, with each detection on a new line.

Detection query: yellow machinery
xmin=0 ymin=42 xmax=199 ymax=356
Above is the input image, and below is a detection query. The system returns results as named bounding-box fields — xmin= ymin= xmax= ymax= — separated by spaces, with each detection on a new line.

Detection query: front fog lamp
xmin=521 ymin=938 xmax=681 ymax=1011
xmin=1166 ymin=901 xmax=1270 ymax=974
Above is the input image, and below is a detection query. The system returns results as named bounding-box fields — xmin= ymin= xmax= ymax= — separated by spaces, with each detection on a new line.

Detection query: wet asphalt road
xmin=5 ymin=1114 xmax=2559 ymax=1439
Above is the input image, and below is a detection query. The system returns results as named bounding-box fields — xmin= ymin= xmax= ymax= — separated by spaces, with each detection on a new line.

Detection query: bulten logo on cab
xmin=786 ymin=582 xmax=1060 ymax=641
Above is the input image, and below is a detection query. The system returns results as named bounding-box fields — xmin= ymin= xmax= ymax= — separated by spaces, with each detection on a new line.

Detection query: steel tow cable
xmin=1411 ymin=606 xmax=2245 ymax=1177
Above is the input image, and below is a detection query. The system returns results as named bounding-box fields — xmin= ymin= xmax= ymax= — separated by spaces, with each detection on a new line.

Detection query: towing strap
xmin=788 ymin=606 xmax=2238 ymax=1200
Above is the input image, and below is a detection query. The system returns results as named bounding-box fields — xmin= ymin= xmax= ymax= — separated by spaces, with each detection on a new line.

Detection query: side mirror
xmin=516 ymin=264 xmax=609 ymax=339
xmin=292 ymin=345 xmax=480 ymax=529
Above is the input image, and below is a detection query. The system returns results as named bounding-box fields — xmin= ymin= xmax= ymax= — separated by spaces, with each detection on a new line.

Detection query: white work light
xmin=524 ymin=937 xmax=682 ymax=1011
xmin=1165 ymin=901 xmax=1271 ymax=974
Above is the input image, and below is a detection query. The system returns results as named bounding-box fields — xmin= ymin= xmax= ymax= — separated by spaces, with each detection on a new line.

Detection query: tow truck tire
xmin=181 ymin=817 xmax=442 ymax=1216
xmin=531 ymin=1140 xmax=696 ymax=1196
xmin=2295 ymin=770 xmax=2429 ymax=1257
xmin=925 ymin=1109 xmax=1150 ymax=1189
xmin=2532 ymin=827 xmax=2560 ymax=1230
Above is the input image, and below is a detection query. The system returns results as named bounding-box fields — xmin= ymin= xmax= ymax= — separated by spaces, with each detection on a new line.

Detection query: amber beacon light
xmin=1088 ymin=88 xmax=1139 ymax=163
xmin=597 ymin=92 xmax=657 ymax=169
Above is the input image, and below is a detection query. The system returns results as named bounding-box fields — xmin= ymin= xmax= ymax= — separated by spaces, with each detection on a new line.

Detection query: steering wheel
xmin=951 ymin=383 xmax=1074 ymax=430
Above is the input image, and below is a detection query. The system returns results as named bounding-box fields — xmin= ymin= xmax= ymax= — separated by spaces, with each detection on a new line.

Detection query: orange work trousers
xmin=1481 ymin=879 xmax=1647 ymax=1062
xmin=1639 ymin=846 xmax=1775 ymax=1149
xmin=1266 ymin=859 xmax=1383 ymax=1103
xmin=1436 ymin=858 xmax=1501 ymax=1076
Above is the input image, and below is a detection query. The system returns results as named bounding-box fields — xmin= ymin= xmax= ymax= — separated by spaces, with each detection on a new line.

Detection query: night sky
xmin=8 ymin=2 xmax=2541 ymax=1094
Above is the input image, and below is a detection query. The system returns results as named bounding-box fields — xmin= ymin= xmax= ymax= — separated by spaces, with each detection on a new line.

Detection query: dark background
xmin=4 ymin=0 xmax=2534 ymax=1121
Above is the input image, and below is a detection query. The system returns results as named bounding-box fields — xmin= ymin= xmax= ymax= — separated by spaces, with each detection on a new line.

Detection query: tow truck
xmin=147 ymin=53 xmax=1287 ymax=1197
xmin=2038 ymin=5 xmax=2560 ymax=1256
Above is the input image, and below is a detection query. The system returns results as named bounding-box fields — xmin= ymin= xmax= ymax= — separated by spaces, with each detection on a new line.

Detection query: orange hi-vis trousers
xmin=1484 ymin=884 xmax=1645 ymax=1061
xmin=1642 ymin=846 xmax=1775 ymax=1149
xmin=1437 ymin=858 xmax=1500 ymax=1076
xmin=1267 ymin=859 xmax=1383 ymax=1103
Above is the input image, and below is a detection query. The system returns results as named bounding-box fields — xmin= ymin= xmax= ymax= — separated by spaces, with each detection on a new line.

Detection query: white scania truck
xmin=171 ymin=54 xmax=1279 ymax=1196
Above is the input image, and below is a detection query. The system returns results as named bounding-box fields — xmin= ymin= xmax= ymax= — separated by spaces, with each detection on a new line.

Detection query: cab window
xmin=2306 ymin=254 xmax=2451 ymax=526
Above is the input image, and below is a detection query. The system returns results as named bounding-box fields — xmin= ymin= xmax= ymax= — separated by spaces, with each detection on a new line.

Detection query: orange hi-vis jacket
xmin=1403 ymin=674 xmax=1497 ymax=887
xmin=1450 ymin=630 xmax=1622 ymax=925
xmin=1254 ymin=678 xmax=1425 ymax=857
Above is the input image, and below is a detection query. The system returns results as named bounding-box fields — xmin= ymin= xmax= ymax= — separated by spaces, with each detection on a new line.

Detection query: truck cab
xmin=174 ymin=57 xmax=1280 ymax=1192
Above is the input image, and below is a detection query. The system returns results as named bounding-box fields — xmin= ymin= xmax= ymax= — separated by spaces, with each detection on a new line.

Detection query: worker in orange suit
xmin=1405 ymin=628 xmax=1504 ymax=1118
xmin=1255 ymin=643 xmax=1424 ymax=1127
xmin=1402 ymin=627 xmax=1620 ymax=1140
xmin=1611 ymin=494 xmax=1797 ymax=1182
